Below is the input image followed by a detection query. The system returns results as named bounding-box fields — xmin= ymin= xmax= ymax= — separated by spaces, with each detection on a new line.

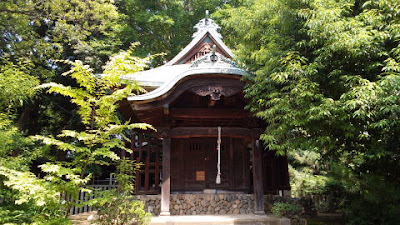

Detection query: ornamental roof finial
xmin=192 ymin=10 xmax=222 ymax=39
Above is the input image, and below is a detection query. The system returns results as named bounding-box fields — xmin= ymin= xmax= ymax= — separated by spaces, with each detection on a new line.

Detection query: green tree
xmin=116 ymin=0 xmax=245 ymax=65
xmin=220 ymin=0 xmax=400 ymax=224
xmin=0 ymin=0 xmax=124 ymax=72
xmin=33 ymin=45 xmax=153 ymax=213
xmin=0 ymin=0 xmax=129 ymax=140
xmin=0 ymin=62 xmax=65 ymax=224
xmin=0 ymin=61 xmax=40 ymax=189
xmin=0 ymin=46 xmax=153 ymax=224
xmin=92 ymin=159 xmax=150 ymax=225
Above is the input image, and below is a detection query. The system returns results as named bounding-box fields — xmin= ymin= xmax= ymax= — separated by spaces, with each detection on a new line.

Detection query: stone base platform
xmin=150 ymin=214 xmax=291 ymax=225
xmin=137 ymin=193 xmax=255 ymax=215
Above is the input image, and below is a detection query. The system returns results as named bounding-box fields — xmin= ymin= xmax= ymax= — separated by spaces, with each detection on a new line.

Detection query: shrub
xmin=93 ymin=190 xmax=150 ymax=225
xmin=271 ymin=202 xmax=303 ymax=219
xmin=91 ymin=159 xmax=150 ymax=225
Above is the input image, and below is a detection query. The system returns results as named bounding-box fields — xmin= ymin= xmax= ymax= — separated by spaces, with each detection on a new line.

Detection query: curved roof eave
xmin=127 ymin=66 xmax=249 ymax=102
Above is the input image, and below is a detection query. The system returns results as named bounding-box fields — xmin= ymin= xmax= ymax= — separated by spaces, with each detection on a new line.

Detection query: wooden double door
xmin=171 ymin=137 xmax=251 ymax=192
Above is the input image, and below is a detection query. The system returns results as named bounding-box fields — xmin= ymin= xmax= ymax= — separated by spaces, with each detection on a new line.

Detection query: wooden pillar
xmin=252 ymin=139 xmax=265 ymax=214
xmin=160 ymin=137 xmax=171 ymax=216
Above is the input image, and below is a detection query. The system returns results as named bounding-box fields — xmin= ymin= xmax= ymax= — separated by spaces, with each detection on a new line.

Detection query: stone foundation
xmin=136 ymin=193 xmax=300 ymax=216
xmin=136 ymin=193 xmax=255 ymax=215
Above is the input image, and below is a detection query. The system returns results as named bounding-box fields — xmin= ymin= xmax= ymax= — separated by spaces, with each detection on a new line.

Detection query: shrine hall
xmin=119 ymin=13 xmax=290 ymax=216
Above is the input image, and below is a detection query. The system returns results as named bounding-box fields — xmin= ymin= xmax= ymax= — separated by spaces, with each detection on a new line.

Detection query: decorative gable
xmin=125 ymin=11 xmax=248 ymax=103
xmin=166 ymin=12 xmax=234 ymax=65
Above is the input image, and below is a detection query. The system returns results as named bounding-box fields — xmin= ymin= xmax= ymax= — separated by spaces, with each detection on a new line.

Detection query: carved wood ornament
xmin=190 ymin=85 xmax=241 ymax=100
xmin=189 ymin=43 xmax=212 ymax=63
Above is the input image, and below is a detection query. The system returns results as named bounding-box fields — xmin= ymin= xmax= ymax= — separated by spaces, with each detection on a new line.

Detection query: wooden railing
xmin=63 ymin=184 xmax=118 ymax=215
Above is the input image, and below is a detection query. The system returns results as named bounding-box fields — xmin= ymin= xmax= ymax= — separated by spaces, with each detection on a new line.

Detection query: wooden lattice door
xmin=130 ymin=132 xmax=162 ymax=194
xmin=183 ymin=138 xmax=215 ymax=189
xmin=171 ymin=138 xmax=231 ymax=191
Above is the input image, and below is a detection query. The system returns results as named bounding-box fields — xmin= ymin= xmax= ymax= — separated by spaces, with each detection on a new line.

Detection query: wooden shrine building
xmin=119 ymin=13 xmax=290 ymax=216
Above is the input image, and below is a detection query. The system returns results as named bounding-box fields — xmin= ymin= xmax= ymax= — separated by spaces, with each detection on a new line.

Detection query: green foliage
xmin=0 ymin=60 xmax=61 ymax=224
xmin=1 ymin=3 xmax=98 ymax=160
xmin=0 ymin=115 xmax=35 ymax=170
xmin=116 ymin=0 xmax=246 ymax=65
xmin=91 ymin=159 xmax=150 ymax=225
xmin=0 ymin=119 xmax=66 ymax=224
xmin=0 ymin=204 xmax=71 ymax=225
xmin=288 ymin=150 xmax=329 ymax=197
xmin=0 ymin=46 xmax=154 ymax=224
xmin=271 ymin=202 xmax=303 ymax=219
xmin=0 ymin=0 xmax=124 ymax=72
xmin=32 ymin=47 xmax=153 ymax=216
xmin=220 ymin=0 xmax=400 ymax=223
xmin=0 ymin=0 xmax=130 ymax=138
xmin=113 ymin=159 xmax=141 ymax=194
xmin=0 ymin=120 xmax=68 ymax=224
xmin=0 ymin=63 xmax=39 ymax=112
xmin=93 ymin=190 xmax=150 ymax=225
xmin=289 ymin=168 xmax=329 ymax=197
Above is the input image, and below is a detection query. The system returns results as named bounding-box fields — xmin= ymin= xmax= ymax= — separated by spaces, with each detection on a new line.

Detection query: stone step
xmin=70 ymin=212 xmax=291 ymax=225
xmin=150 ymin=214 xmax=290 ymax=225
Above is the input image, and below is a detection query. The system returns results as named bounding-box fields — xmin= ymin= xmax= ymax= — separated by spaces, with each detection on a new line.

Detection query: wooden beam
xmin=170 ymin=108 xmax=248 ymax=119
xmin=160 ymin=137 xmax=171 ymax=216
xmin=252 ymin=139 xmax=265 ymax=214
xmin=162 ymin=127 xmax=262 ymax=139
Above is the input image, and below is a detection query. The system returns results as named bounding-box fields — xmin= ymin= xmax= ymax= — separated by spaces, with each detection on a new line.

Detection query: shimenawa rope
xmin=216 ymin=126 xmax=221 ymax=184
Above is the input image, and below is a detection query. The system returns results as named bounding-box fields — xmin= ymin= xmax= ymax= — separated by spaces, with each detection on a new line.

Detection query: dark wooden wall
xmin=128 ymin=131 xmax=291 ymax=194
xmin=262 ymin=150 xmax=291 ymax=194
xmin=171 ymin=137 xmax=251 ymax=192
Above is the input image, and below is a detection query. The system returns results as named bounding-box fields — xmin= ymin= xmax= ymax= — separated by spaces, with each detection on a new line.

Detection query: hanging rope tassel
xmin=216 ymin=126 xmax=221 ymax=184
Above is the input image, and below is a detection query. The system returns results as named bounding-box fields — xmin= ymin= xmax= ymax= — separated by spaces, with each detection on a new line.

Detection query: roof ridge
xmin=192 ymin=10 xmax=222 ymax=39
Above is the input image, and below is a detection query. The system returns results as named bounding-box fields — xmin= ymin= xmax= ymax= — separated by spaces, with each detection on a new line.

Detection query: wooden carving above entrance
xmin=190 ymin=85 xmax=241 ymax=101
